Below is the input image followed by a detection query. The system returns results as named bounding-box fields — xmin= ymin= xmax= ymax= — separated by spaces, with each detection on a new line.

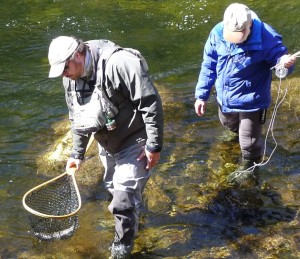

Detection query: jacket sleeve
xmin=195 ymin=30 xmax=218 ymax=100
xmin=106 ymin=50 xmax=164 ymax=152
xmin=262 ymin=23 xmax=294 ymax=75
xmin=70 ymin=131 xmax=91 ymax=160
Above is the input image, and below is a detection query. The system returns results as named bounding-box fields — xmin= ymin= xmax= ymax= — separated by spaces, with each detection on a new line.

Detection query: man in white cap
xmin=48 ymin=36 xmax=164 ymax=258
xmin=194 ymin=3 xmax=296 ymax=187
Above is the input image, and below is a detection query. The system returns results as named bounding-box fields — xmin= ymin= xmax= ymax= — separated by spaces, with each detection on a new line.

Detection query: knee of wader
xmin=109 ymin=190 xmax=135 ymax=213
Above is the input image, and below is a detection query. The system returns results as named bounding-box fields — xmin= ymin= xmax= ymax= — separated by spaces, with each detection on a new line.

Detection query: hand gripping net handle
xmin=22 ymin=134 xmax=94 ymax=219
xmin=22 ymin=167 xmax=81 ymax=219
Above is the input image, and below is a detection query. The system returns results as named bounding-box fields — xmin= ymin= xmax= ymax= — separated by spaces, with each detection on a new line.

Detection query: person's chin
xmin=69 ymin=75 xmax=79 ymax=80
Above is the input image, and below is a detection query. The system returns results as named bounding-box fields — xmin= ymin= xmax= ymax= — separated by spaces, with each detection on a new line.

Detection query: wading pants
xmin=99 ymin=142 xmax=152 ymax=245
xmin=218 ymin=107 xmax=265 ymax=160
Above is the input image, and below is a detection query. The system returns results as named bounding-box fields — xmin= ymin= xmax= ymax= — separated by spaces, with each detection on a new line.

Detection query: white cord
xmin=231 ymin=76 xmax=288 ymax=178
xmin=231 ymin=51 xmax=300 ymax=180
xmin=260 ymin=76 xmax=288 ymax=165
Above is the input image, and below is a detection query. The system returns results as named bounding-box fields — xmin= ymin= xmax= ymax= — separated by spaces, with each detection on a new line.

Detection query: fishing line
xmin=231 ymin=52 xmax=300 ymax=179
xmin=258 ymin=76 xmax=288 ymax=166
xmin=233 ymin=77 xmax=287 ymax=177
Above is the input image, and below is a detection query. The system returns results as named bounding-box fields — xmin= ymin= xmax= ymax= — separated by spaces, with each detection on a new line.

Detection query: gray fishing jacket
xmin=63 ymin=40 xmax=164 ymax=159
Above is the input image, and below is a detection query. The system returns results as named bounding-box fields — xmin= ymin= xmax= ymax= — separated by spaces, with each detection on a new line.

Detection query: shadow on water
xmin=5 ymin=75 xmax=297 ymax=258
xmin=129 ymin=78 xmax=300 ymax=258
xmin=134 ymin=188 xmax=297 ymax=259
xmin=1 ymin=0 xmax=300 ymax=257
xmin=4 ymin=76 xmax=299 ymax=259
xmin=132 ymin=135 xmax=299 ymax=258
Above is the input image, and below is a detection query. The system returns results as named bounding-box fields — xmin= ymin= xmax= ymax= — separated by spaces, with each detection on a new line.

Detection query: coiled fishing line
xmin=231 ymin=67 xmax=294 ymax=179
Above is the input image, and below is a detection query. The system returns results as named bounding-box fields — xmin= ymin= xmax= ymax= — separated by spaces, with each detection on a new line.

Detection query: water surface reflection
xmin=0 ymin=0 xmax=300 ymax=258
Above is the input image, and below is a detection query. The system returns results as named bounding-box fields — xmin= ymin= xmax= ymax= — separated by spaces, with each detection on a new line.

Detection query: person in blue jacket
xmin=194 ymin=3 xmax=296 ymax=186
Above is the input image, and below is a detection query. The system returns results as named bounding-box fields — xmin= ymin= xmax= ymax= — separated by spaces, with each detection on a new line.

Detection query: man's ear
xmin=74 ymin=51 xmax=84 ymax=62
xmin=74 ymin=51 xmax=80 ymax=59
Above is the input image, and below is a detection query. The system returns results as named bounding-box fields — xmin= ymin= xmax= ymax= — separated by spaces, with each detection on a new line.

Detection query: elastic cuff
xmin=145 ymin=145 xmax=162 ymax=153
xmin=70 ymin=153 xmax=84 ymax=160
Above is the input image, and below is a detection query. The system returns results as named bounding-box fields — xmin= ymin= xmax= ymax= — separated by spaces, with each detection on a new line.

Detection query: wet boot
xmin=227 ymin=157 xmax=261 ymax=187
xmin=109 ymin=233 xmax=133 ymax=259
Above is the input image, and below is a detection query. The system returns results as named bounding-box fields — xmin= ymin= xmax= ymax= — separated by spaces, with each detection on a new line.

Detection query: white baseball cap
xmin=48 ymin=36 xmax=78 ymax=78
xmin=223 ymin=3 xmax=252 ymax=43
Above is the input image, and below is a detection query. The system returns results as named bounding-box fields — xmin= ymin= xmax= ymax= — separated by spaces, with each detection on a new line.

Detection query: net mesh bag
xmin=28 ymin=214 xmax=79 ymax=241
xmin=23 ymin=171 xmax=81 ymax=241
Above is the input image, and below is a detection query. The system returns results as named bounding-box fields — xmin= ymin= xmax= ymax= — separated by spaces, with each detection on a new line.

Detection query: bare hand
xmin=194 ymin=99 xmax=206 ymax=116
xmin=66 ymin=157 xmax=83 ymax=171
xmin=137 ymin=147 xmax=161 ymax=169
xmin=280 ymin=54 xmax=296 ymax=69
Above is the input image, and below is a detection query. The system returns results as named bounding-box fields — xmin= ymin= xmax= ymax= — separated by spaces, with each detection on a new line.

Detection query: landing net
xmin=22 ymin=170 xmax=81 ymax=241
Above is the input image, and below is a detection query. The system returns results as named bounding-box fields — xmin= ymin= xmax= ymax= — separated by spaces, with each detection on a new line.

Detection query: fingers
xmin=145 ymin=150 xmax=160 ymax=170
xmin=286 ymin=56 xmax=296 ymax=68
xmin=66 ymin=158 xmax=83 ymax=171
xmin=137 ymin=148 xmax=160 ymax=170
xmin=146 ymin=161 xmax=159 ymax=169
xmin=200 ymin=102 xmax=205 ymax=115
xmin=280 ymin=54 xmax=296 ymax=68
xmin=136 ymin=149 xmax=146 ymax=161
xmin=194 ymin=99 xmax=206 ymax=116
xmin=146 ymin=159 xmax=155 ymax=170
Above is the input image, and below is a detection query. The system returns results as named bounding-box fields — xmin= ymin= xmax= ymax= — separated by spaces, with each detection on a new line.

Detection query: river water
xmin=1 ymin=0 xmax=300 ymax=258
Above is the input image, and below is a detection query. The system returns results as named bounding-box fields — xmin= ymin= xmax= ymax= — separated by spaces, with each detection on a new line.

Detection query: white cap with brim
xmin=223 ymin=3 xmax=252 ymax=44
xmin=48 ymin=36 xmax=78 ymax=78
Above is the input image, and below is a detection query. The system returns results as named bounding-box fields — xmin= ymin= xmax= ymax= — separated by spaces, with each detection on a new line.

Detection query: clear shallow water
xmin=0 ymin=0 xmax=300 ymax=258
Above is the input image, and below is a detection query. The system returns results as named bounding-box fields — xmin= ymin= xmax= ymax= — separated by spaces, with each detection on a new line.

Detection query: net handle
xmin=22 ymin=134 xmax=94 ymax=218
xmin=86 ymin=133 xmax=95 ymax=153
xmin=22 ymin=170 xmax=81 ymax=218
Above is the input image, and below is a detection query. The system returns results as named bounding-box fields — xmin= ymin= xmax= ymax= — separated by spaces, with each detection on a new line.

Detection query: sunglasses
xmin=63 ymin=59 xmax=71 ymax=73
xmin=63 ymin=50 xmax=77 ymax=73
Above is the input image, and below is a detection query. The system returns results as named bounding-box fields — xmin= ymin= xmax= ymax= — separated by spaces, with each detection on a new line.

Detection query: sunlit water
xmin=0 ymin=0 xmax=300 ymax=258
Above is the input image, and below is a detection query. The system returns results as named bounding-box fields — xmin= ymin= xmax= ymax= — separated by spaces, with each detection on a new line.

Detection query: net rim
xmin=22 ymin=169 xmax=81 ymax=219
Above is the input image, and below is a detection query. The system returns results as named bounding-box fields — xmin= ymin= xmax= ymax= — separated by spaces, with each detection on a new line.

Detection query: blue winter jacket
xmin=195 ymin=14 xmax=292 ymax=112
